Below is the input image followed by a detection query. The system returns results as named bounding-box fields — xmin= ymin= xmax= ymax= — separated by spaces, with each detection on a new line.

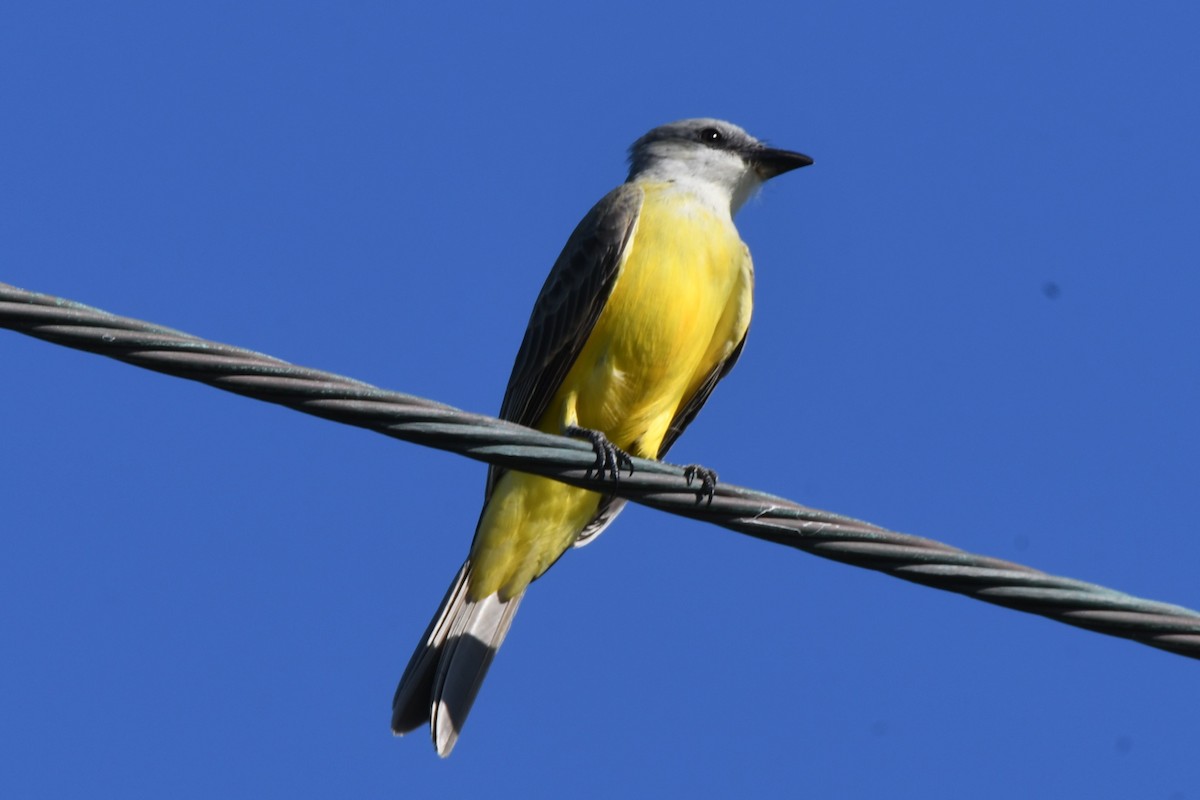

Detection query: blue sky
xmin=3 ymin=2 xmax=1198 ymax=797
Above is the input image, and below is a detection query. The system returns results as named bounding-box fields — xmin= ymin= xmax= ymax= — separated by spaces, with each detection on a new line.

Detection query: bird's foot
xmin=682 ymin=464 xmax=718 ymax=505
xmin=565 ymin=426 xmax=634 ymax=481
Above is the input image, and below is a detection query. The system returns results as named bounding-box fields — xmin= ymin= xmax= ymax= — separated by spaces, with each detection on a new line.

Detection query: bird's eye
xmin=698 ymin=127 xmax=724 ymax=146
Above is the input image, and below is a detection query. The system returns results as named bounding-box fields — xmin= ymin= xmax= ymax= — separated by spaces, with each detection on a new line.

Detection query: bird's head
xmin=627 ymin=118 xmax=812 ymax=214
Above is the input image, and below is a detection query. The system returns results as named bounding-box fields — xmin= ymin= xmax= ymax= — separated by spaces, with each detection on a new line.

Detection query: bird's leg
xmin=682 ymin=464 xmax=719 ymax=505
xmin=564 ymin=426 xmax=635 ymax=481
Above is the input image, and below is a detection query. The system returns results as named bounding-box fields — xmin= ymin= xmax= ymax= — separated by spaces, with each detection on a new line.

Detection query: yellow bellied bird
xmin=391 ymin=118 xmax=812 ymax=755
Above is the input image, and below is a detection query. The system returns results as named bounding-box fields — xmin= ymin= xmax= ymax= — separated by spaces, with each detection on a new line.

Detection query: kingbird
xmin=392 ymin=118 xmax=811 ymax=755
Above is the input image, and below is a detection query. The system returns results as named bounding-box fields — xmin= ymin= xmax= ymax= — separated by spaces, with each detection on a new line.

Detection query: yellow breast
xmin=544 ymin=181 xmax=753 ymax=457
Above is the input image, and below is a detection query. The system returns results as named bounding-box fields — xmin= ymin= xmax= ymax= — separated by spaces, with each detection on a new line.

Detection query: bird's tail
xmin=391 ymin=560 xmax=524 ymax=757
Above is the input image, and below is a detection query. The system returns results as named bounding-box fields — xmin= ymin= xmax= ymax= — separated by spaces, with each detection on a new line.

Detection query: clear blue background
xmin=2 ymin=2 xmax=1197 ymax=797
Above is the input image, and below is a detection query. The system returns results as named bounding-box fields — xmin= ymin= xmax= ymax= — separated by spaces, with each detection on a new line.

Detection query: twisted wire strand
xmin=3 ymin=281 xmax=1198 ymax=659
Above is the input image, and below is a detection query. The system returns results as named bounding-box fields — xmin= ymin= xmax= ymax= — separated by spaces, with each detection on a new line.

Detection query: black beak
xmin=751 ymin=147 xmax=814 ymax=180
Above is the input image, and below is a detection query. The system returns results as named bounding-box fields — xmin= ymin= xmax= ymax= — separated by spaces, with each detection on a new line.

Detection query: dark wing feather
xmin=657 ymin=331 xmax=748 ymax=458
xmin=484 ymin=183 xmax=643 ymax=500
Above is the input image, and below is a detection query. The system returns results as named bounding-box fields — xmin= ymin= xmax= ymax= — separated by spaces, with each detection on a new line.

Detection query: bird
xmin=391 ymin=118 xmax=812 ymax=756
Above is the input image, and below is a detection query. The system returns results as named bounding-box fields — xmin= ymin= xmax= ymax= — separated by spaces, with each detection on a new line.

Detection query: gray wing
xmin=484 ymin=183 xmax=643 ymax=500
xmin=658 ymin=331 xmax=749 ymax=458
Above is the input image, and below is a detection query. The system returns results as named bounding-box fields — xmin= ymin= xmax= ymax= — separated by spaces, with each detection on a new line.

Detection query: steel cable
xmin=3 ymin=280 xmax=1198 ymax=659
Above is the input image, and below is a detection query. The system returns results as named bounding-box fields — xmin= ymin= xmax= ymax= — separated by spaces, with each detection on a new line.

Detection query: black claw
xmin=682 ymin=465 xmax=718 ymax=505
xmin=565 ymin=426 xmax=634 ymax=481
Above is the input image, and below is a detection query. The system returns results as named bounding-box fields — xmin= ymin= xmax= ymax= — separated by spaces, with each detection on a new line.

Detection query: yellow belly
xmin=469 ymin=182 xmax=753 ymax=600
